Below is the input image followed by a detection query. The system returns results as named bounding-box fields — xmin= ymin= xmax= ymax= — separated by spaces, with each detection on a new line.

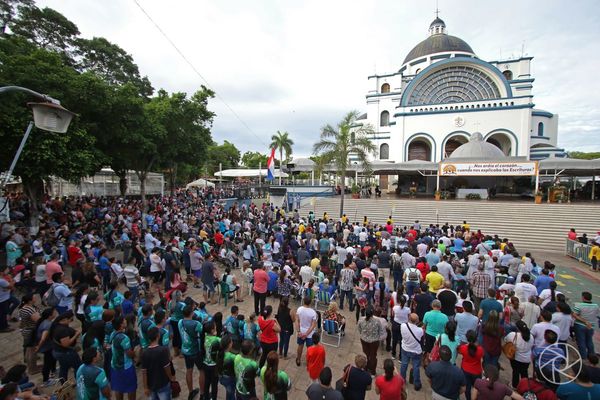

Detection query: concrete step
xmin=303 ymin=197 xmax=600 ymax=253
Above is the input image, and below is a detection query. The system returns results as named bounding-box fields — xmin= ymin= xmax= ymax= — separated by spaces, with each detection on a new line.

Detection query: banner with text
xmin=439 ymin=161 xmax=538 ymax=176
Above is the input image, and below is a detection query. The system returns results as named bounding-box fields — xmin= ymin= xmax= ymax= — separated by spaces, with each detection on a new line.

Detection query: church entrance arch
xmin=485 ymin=132 xmax=513 ymax=156
xmin=407 ymin=138 xmax=433 ymax=161
xmin=443 ymin=133 xmax=469 ymax=158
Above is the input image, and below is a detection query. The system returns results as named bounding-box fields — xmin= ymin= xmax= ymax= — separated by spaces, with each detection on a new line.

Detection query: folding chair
xmin=322 ymin=319 xmax=343 ymax=348
xmin=218 ymin=281 xmax=231 ymax=306
xmin=315 ymin=289 xmax=336 ymax=310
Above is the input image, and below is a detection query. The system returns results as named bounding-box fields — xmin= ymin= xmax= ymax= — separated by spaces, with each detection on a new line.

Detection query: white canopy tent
xmin=185 ymin=178 xmax=215 ymax=189
xmin=213 ymin=169 xmax=288 ymax=178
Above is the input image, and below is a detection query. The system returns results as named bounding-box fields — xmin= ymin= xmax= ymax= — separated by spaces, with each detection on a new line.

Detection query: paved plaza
xmin=1 ymin=249 xmax=598 ymax=400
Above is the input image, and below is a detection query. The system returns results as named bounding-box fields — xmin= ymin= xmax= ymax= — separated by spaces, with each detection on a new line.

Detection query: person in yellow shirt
xmin=386 ymin=215 xmax=393 ymax=224
xmin=341 ymin=214 xmax=348 ymax=224
xmin=363 ymin=216 xmax=369 ymax=226
xmin=425 ymin=265 xmax=445 ymax=294
xmin=199 ymin=229 xmax=208 ymax=239
xmin=298 ymin=223 xmax=305 ymax=234
xmin=310 ymin=256 xmax=321 ymax=272
xmin=589 ymin=244 xmax=600 ymax=271
xmin=323 ymin=212 xmax=329 ymax=221
xmin=462 ymin=220 xmax=470 ymax=231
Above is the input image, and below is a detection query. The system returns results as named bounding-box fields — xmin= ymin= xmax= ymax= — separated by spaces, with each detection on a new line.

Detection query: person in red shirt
xmin=214 ymin=231 xmax=224 ymax=247
xmin=306 ymin=332 xmax=326 ymax=382
xmin=458 ymin=330 xmax=484 ymax=400
xmin=375 ymin=358 xmax=406 ymax=400
xmin=67 ymin=241 xmax=83 ymax=267
xmin=568 ymin=228 xmax=577 ymax=241
xmin=416 ymin=258 xmax=430 ymax=282
xmin=257 ymin=305 xmax=281 ymax=368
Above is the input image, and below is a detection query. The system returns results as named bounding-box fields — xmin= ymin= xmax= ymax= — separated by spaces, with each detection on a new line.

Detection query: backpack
xmin=521 ymin=379 xmax=547 ymax=400
xmin=43 ymin=283 xmax=60 ymax=307
xmin=391 ymin=254 xmax=402 ymax=271
xmin=407 ymin=268 xmax=420 ymax=282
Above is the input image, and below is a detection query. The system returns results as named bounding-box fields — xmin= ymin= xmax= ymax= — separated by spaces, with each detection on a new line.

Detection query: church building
xmin=356 ymin=17 xmax=565 ymax=171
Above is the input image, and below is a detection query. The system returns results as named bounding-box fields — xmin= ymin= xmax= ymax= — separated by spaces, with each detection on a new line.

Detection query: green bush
xmin=465 ymin=193 xmax=482 ymax=200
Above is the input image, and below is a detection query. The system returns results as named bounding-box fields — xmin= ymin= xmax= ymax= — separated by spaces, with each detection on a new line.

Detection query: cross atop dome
xmin=429 ymin=6 xmax=446 ymax=36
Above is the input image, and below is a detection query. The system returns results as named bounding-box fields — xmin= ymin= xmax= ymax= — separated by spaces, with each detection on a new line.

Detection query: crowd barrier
xmin=566 ymin=238 xmax=592 ymax=265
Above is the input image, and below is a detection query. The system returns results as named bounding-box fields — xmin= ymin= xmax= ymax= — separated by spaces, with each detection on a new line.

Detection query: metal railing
xmin=566 ymin=239 xmax=592 ymax=265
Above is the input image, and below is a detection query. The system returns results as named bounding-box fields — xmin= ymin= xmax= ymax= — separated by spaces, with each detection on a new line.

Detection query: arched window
xmin=380 ymin=111 xmax=390 ymax=126
xmin=538 ymin=122 xmax=544 ymax=136
xmin=380 ymin=143 xmax=390 ymax=160
xmin=381 ymin=83 xmax=390 ymax=93
xmin=503 ymin=70 xmax=513 ymax=80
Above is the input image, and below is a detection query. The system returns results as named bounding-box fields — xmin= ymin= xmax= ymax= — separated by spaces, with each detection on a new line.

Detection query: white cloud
xmin=37 ymin=0 xmax=600 ymax=155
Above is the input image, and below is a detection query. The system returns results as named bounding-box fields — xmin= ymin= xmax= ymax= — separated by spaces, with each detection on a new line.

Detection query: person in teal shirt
xmin=179 ymin=305 xmax=204 ymax=400
xmin=423 ymin=299 xmax=449 ymax=353
xmin=76 ymin=348 xmax=110 ymax=400
xmin=104 ymin=281 xmax=124 ymax=311
xmin=84 ymin=292 xmax=104 ymax=323
xmin=109 ymin=316 xmax=137 ymax=397
xmin=82 ymin=320 xmax=105 ymax=354
xmin=138 ymin=304 xmax=155 ymax=349
xmin=154 ymin=309 xmax=171 ymax=347
xmin=168 ymin=291 xmax=185 ymax=356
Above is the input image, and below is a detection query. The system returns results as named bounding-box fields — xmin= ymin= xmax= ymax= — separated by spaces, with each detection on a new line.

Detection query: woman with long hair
xmin=275 ymin=297 xmax=294 ymax=359
xmin=458 ymin=330 xmax=483 ymax=400
xmin=440 ymin=320 xmax=460 ymax=365
xmin=357 ymin=306 xmax=384 ymax=376
xmin=276 ymin=270 xmax=292 ymax=300
xmin=203 ymin=320 xmax=220 ymax=400
xmin=34 ymin=308 xmax=58 ymax=387
xmin=375 ymin=358 xmax=407 ymax=400
xmin=472 ymin=364 xmax=520 ymax=400
xmin=82 ymin=320 xmax=105 ymax=356
xmin=18 ymin=293 xmax=40 ymax=375
xmin=503 ymin=320 xmax=533 ymax=388
xmin=503 ymin=296 xmax=522 ymax=334
xmin=257 ymin=305 xmax=281 ymax=368
xmin=481 ymin=310 xmax=504 ymax=368
xmin=260 ymin=351 xmax=291 ymax=400
xmin=390 ymin=294 xmax=409 ymax=359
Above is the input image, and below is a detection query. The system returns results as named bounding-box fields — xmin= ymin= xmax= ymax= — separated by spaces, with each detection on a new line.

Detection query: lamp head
xmin=28 ymin=102 xmax=75 ymax=133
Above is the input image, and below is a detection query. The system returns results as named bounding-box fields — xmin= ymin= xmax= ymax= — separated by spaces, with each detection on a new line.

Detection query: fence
xmin=565 ymin=239 xmax=592 ymax=265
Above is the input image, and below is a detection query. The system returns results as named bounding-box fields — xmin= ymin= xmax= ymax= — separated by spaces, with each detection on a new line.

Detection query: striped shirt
xmin=573 ymin=301 xmax=599 ymax=326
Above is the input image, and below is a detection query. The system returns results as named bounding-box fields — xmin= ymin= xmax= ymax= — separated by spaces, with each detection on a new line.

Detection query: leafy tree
xmin=74 ymin=37 xmax=153 ymax=97
xmin=10 ymin=5 xmax=79 ymax=55
xmin=0 ymin=0 xmax=34 ymax=35
xmin=270 ymin=130 xmax=294 ymax=184
xmin=567 ymin=151 xmax=600 ymax=160
xmin=312 ymin=111 xmax=375 ymax=217
xmin=241 ymin=151 xmax=268 ymax=168
xmin=207 ymin=140 xmax=240 ymax=175
xmin=0 ymin=36 xmax=103 ymax=230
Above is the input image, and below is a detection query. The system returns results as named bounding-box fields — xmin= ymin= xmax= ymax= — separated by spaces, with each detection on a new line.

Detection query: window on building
xmin=350 ymin=132 xmax=355 ymax=144
xmin=381 ymin=83 xmax=390 ymax=93
xmin=538 ymin=122 xmax=544 ymax=136
xmin=503 ymin=70 xmax=513 ymax=80
xmin=380 ymin=143 xmax=390 ymax=160
xmin=380 ymin=111 xmax=390 ymax=126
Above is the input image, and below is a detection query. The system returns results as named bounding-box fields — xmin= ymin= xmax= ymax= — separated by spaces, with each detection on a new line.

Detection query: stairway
xmin=302 ymin=197 xmax=600 ymax=253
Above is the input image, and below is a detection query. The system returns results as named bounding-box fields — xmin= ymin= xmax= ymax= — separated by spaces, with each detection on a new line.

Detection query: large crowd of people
xmin=0 ymin=188 xmax=600 ymax=400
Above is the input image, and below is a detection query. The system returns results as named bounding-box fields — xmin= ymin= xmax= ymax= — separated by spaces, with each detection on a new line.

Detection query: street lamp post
xmin=0 ymin=86 xmax=75 ymax=218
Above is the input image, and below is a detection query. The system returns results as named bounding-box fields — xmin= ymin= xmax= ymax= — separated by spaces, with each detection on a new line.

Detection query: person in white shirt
xmin=520 ymin=295 xmax=541 ymax=329
xmin=503 ymin=320 xmax=535 ymax=387
xmin=538 ymin=282 xmax=562 ymax=309
xmin=515 ymin=274 xmax=538 ymax=304
xmin=391 ymin=295 xmax=410 ymax=358
xmin=144 ymin=231 xmax=160 ymax=252
xmin=436 ymin=256 xmax=455 ymax=282
xmin=416 ymin=242 xmax=427 ymax=258
xmin=530 ymin=310 xmax=560 ymax=347
xmin=358 ymin=229 xmax=368 ymax=245
xmin=300 ymin=265 xmax=314 ymax=285
xmin=295 ymin=296 xmax=318 ymax=366
xmin=400 ymin=313 xmax=424 ymax=390
xmin=123 ymin=264 xmax=141 ymax=303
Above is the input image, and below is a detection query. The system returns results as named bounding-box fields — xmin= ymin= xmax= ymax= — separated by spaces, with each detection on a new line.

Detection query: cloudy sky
xmin=38 ymin=0 xmax=600 ymax=156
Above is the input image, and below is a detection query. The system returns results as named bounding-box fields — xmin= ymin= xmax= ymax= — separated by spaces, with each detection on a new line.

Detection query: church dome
xmin=402 ymin=18 xmax=475 ymax=66
xmin=448 ymin=132 xmax=505 ymax=159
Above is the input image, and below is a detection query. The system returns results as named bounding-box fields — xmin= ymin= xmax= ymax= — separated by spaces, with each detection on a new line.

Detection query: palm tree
xmin=313 ymin=111 xmax=376 ymax=217
xmin=270 ymin=130 xmax=294 ymax=185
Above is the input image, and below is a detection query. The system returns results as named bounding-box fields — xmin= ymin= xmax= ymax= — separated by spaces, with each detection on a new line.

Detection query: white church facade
xmin=356 ymin=17 xmax=565 ymax=167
